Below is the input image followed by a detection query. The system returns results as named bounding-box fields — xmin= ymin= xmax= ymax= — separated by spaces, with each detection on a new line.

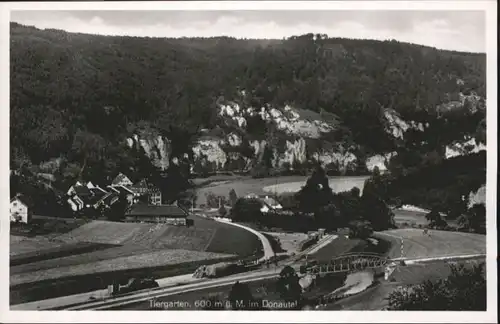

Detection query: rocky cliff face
xmin=124 ymin=89 xmax=485 ymax=174
xmin=126 ymin=134 xmax=171 ymax=170
xmin=125 ymin=101 xmax=363 ymax=174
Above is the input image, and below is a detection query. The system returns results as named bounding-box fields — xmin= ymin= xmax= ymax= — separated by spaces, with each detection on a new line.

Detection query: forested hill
xmin=10 ymin=22 xmax=486 ymax=187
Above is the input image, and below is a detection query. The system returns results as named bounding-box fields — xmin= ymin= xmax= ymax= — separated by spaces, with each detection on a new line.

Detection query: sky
xmin=10 ymin=10 xmax=486 ymax=53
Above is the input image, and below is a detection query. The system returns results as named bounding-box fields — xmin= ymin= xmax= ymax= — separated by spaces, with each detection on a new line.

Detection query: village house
xmin=148 ymin=186 xmax=162 ymax=205
xmin=107 ymin=184 xmax=137 ymax=204
xmin=67 ymin=181 xmax=110 ymax=212
xmin=66 ymin=174 xmax=164 ymax=214
xmin=245 ymin=194 xmax=283 ymax=214
xmin=129 ymin=178 xmax=162 ymax=205
xmin=99 ymin=191 xmax=120 ymax=208
xmin=125 ymin=204 xmax=188 ymax=225
xmin=10 ymin=194 xmax=32 ymax=224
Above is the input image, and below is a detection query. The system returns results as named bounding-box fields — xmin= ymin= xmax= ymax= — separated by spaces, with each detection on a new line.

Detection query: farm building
xmin=129 ymin=179 xmax=162 ymax=205
xmin=10 ymin=195 xmax=32 ymax=224
xmin=67 ymin=184 xmax=111 ymax=211
xmin=125 ymin=204 xmax=188 ymax=225
xmin=245 ymin=194 xmax=283 ymax=213
xmin=130 ymin=179 xmax=149 ymax=196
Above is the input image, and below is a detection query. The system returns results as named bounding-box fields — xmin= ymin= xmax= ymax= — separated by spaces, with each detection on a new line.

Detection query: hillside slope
xmin=10 ymin=24 xmax=486 ymax=218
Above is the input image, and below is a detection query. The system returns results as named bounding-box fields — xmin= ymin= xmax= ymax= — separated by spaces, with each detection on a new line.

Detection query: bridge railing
xmin=303 ymin=252 xmax=391 ymax=274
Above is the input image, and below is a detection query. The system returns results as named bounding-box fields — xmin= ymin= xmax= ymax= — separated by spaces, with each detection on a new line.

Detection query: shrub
xmin=299 ymin=236 xmax=319 ymax=251
xmin=348 ymin=220 xmax=373 ymax=239
xmin=205 ymin=192 xmax=227 ymax=209
xmin=250 ymin=164 xmax=270 ymax=178
xmin=218 ymin=205 xmax=227 ymax=217
xmin=278 ymin=193 xmax=299 ymax=210
xmin=230 ymin=198 xmax=263 ymax=222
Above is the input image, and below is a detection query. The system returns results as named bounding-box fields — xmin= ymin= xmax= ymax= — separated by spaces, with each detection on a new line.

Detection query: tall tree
xmin=276 ymin=266 xmax=303 ymax=308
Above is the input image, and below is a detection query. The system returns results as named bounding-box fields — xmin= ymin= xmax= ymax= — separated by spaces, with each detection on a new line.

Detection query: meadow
xmin=194 ymin=175 xmax=369 ymax=206
xmin=10 ymin=215 xmax=262 ymax=286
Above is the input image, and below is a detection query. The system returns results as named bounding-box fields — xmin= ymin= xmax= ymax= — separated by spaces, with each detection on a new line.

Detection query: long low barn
xmin=125 ymin=204 xmax=188 ymax=225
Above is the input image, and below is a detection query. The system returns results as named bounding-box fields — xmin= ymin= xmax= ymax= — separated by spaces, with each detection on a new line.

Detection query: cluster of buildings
xmin=10 ymin=173 xmax=189 ymax=226
xmin=65 ymin=173 xmax=162 ymax=213
xmin=65 ymin=173 xmax=190 ymax=225
xmin=244 ymin=194 xmax=283 ymax=214
xmin=65 ymin=173 xmax=189 ymax=225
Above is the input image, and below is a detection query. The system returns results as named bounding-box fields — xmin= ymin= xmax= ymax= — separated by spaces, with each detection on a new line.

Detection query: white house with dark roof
xmin=245 ymin=194 xmax=283 ymax=214
xmin=10 ymin=195 xmax=32 ymax=224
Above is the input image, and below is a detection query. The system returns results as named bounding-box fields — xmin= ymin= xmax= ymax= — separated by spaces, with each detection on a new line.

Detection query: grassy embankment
xmin=10 ymin=215 xmax=263 ymax=304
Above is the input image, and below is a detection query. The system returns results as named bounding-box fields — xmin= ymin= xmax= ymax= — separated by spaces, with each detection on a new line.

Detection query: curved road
xmin=213 ymin=218 xmax=274 ymax=261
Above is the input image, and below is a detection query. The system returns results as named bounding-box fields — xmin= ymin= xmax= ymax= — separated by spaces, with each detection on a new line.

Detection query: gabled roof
xmin=94 ymin=186 xmax=109 ymax=194
xmin=88 ymin=188 xmax=108 ymax=204
xmin=102 ymin=192 xmax=120 ymax=206
xmin=112 ymin=173 xmax=133 ymax=186
xmin=73 ymin=185 xmax=92 ymax=196
xmin=132 ymin=179 xmax=149 ymax=190
xmin=11 ymin=194 xmax=33 ymax=208
xmin=112 ymin=185 xmax=134 ymax=195
xmin=90 ymin=187 xmax=108 ymax=196
xmin=107 ymin=185 xmax=121 ymax=193
xmin=126 ymin=204 xmax=188 ymax=217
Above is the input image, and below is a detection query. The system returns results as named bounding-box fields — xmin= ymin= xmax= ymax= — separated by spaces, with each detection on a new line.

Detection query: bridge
xmin=303 ymin=252 xmax=396 ymax=275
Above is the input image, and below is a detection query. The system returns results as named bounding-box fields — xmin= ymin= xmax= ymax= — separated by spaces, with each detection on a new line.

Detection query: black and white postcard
xmin=0 ymin=1 xmax=497 ymax=323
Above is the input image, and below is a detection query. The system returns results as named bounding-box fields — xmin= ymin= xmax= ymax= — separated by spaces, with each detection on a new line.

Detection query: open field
xmin=10 ymin=249 xmax=235 ymax=286
xmin=191 ymin=174 xmax=248 ymax=187
xmin=10 ymin=242 xmax=117 ymax=266
xmin=392 ymin=209 xmax=428 ymax=226
xmin=375 ymin=228 xmax=486 ymax=259
xmin=10 ymin=215 xmax=261 ymax=289
xmin=194 ymin=175 xmax=368 ymax=206
xmin=11 ymin=215 xmax=261 ymax=259
xmin=392 ymin=209 xmax=459 ymax=228
xmin=10 ymin=236 xmax=68 ymax=256
xmin=263 ymin=176 xmax=368 ymax=195
xmin=9 ymin=214 xmax=261 ymax=303
xmin=10 ymin=216 xmax=89 ymax=238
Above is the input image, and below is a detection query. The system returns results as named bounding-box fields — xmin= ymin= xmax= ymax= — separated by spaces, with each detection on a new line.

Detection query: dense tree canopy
xmin=388 ymin=262 xmax=486 ymax=310
xmin=10 ymin=23 xmax=486 ymax=220
xmin=11 ymin=23 xmax=485 ymax=169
